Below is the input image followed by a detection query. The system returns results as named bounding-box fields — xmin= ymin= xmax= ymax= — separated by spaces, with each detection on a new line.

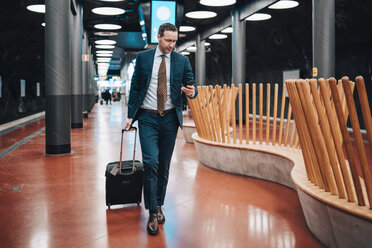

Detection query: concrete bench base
xmin=192 ymin=133 xmax=372 ymax=248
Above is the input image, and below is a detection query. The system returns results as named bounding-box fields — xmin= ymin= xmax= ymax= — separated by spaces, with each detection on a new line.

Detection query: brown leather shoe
xmin=157 ymin=206 xmax=165 ymax=224
xmin=147 ymin=213 xmax=159 ymax=235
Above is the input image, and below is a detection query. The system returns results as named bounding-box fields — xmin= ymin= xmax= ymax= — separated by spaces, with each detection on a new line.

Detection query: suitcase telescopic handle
xmin=119 ymin=126 xmax=137 ymax=175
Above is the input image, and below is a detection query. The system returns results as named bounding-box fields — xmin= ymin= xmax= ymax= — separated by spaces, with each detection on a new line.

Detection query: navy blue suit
xmin=127 ymin=48 xmax=197 ymax=212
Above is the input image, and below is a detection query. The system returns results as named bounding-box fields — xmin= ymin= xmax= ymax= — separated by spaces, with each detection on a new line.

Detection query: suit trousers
xmin=137 ymin=110 xmax=179 ymax=213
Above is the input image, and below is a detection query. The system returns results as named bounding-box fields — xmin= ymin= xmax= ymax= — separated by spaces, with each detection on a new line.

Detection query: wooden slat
xmin=329 ymin=77 xmax=365 ymax=205
xmin=252 ymin=84 xmax=257 ymax=144
xmin=239 ymin=84 xmax=243 ymax=144
xmin=232 ymin=85 xmax=237 ymax=144
xmin=225 ymin=85 xmax=231 ymax=143
xmin=309 ymin=79 xmax=347 ymax=199
xmin=289 ymin=122 xmax=296 ymax=147
xmin=342 ymin=76 xmax=372 ymax=208
xmin=278 ymin=85 xmax=287 ymax=145
xmin=210 ymin=86 xmax=221 ymax=142
xmin=266 ymin=84 xmax=271 ymax=145
xmin=355 ymin=76 xmax=372 ymax=156
xmin=272 ymin=84 xmax=279 ymax=145
xmin=216 ymin=86 xmax=225 ymax=143
xmin=259 ymin=83 xmax=263 ymax=144
xmin=245 ymin=83 xmax=250 ymax=144
xmin=284 ymin=105 xmax=292 ymax=146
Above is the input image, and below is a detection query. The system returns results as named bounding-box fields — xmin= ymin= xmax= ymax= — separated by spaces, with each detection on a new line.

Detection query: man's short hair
xmin=158 ymin=23 xmax=178 ymax=37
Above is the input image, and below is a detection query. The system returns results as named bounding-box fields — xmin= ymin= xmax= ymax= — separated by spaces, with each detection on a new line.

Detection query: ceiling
xmin=1 ymin=0 xmax=372 ymax=77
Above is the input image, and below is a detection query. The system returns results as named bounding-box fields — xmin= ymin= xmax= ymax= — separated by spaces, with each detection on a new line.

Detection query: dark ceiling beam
xmin=177 ymin=0 xmax=278 ymax=51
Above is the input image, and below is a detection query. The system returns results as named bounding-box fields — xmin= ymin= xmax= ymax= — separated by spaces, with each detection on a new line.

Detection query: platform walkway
xmin=0 ymin=101 xmax=323 ymax=248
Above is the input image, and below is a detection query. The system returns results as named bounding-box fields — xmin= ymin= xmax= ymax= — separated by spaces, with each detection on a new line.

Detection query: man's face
xmin=157 ymin=30 xmax=178 ymax=54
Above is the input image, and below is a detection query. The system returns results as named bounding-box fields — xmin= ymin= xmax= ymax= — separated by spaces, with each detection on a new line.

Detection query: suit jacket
xmin=127 ymin=48 xmax=197 ymax=127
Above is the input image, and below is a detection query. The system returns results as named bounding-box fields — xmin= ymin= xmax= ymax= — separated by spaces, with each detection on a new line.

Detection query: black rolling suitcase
xmin=105 ymin=127 xmax=143 ymax=209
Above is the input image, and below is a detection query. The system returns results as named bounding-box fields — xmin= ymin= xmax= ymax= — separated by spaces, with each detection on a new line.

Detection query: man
xmin=124 ymin=23 xmax=197 ymax=235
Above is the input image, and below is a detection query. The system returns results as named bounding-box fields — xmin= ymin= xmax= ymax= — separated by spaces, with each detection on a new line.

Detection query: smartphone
xmin=185 ymin=82 xmax=194 ymax=87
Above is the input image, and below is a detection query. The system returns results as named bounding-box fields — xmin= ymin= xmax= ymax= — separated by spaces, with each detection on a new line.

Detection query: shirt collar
xmin=155 ymin=46 xmax=171 ymax=58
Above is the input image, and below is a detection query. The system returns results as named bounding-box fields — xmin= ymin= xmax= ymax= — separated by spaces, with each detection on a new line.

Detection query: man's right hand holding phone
xmin=181 ymin=82 xmax=195 ymax=98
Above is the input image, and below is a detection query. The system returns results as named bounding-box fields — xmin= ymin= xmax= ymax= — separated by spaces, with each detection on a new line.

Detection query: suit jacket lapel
xmin=170 ymin=51 xmax=175 ymax=87
xmin=145 ymin=49 xmax=156 ymax=88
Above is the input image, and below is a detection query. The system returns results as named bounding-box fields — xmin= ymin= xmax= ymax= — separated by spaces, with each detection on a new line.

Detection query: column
xmin=82 ymin=31 xmax=89 ymax=118
xmin=71 ymin=1 xmax=83 ymax=128
xmin=45 ymin=0 xmax=71 ymax=154
xmin=196 ymin=32 xmax=206 ymax=86
xmin=232 ymin=7 xmax=246 ymax=86
xmin=313 ymin=0 xmax=335 ymax=78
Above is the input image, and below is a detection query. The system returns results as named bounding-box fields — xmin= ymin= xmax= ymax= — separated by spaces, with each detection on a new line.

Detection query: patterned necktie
xmin=157 ymin=54 xmax=167 ymax=115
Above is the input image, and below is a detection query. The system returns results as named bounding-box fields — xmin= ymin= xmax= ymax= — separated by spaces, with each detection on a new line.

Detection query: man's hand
xmin=181 ymin=85 xmax=195 ymax=97
xmin=124 ymin=118 xmax=133 ymax=131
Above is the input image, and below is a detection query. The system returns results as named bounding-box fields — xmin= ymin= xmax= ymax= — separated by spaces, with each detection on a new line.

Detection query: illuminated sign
xmin=150 ymin=1 xmax=176 ymax=44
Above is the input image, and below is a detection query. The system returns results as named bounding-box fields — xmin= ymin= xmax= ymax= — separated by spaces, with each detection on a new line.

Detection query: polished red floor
xmin=0 ymin=102 xmax=324 ymax=248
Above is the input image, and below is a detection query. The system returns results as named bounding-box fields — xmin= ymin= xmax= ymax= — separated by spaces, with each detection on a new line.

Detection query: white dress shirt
xmin=141 ymin=46 xmax=174 ymax=111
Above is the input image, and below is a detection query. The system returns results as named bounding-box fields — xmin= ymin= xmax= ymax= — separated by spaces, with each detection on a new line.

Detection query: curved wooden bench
xmin=193 ymin=133 xmax=372 ymax=248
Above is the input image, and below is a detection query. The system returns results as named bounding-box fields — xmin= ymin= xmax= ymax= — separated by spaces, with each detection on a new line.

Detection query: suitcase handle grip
xmin=119 ymin=127 xmax=137 ymax=175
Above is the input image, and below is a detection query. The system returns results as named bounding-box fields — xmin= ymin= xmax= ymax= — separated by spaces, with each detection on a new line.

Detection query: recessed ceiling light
xmin=41 ymin=22 xmax=45 ymax=27
xmin=96 ymin=45 xmax=115 ymax=49
xmin=199 ymin=0 xmax=236 ymax=7
xmin=186 ymin=46 xmax=197 ymax=52
xmin=26 ymin=4 xmax=45 ymax=13
xmin=95 ymin=40 xmax=116 ymax=45
xmin=209 ymin=34 xmax=228 ymax=39
xmin=96 ymin=50 xmax=114 ymax=54
xmin=269 ymin=0 xmax=299 ymax=9
xmin=92 ymin=7 xmax=125 ymax=16
xmin=185 ymin=11 xmax=217 ymax=19
xmin=221 ymin=27 xmax=233 ymax=33
xmin=94 ymin=24 xmax=121 ymax=30
xmin=246 ymin=13 xmax=271 ymax=21
xmin=94 ymin=32 xmax=119 ymax=36
xmin=97 ymin=53 xmax=113 ymax=57
xmin=180 ymin=26 xmax=196 ymax=32
xmin=97 ymin=58 xmax=112 ymax=62
xmin=181 ymin=51 xmax=190 ymax=55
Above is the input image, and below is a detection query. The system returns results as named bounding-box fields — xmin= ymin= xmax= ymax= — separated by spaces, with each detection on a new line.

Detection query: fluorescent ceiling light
xmin=96 ymin=45 xmax=115 ymax=49
xmin=97 ymin=59 xmax=112 ymax=62
xmin=100 ymin=0 xmax=125 ymax=2
xmin=92 ymin=7 xmax=125 ymax=16
xmin=246 ymin=13 xmax=271 ymax=21
xmin=26 ymin=4 xmax=45 ymax=13
xmin=221 ymin=27 xmax=233 ymax=33
xmin=180 ymin=26 xmax=196 ymax=32
xmin=94 ymin=32 xmax=119 ymax=36
xmin=97 ymin=54 xmax=113 ymax=57
xmin=94 ymin=24 xmax=121 ymax=30
xmin=96 ymin=50 xmax=114 ymax=54
xmin=186 ymin=46 xmax=197 ymax=52
xmin=269 ymin=0 xmax=299 ymax=9
xmin=204 ymin=42 xmax=210 ymax=46
xmin=181 ymin=51 xmax=190 ymax=55
xmin=209 ymin=34 xmax=227 ymax=39
xmin=200 ymin=0 xmax=236 ymax=7
xmin=95 ymin=40 xmax=116 ymax=45
xmin=185 ymin=11 xmax=217 ymax=19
